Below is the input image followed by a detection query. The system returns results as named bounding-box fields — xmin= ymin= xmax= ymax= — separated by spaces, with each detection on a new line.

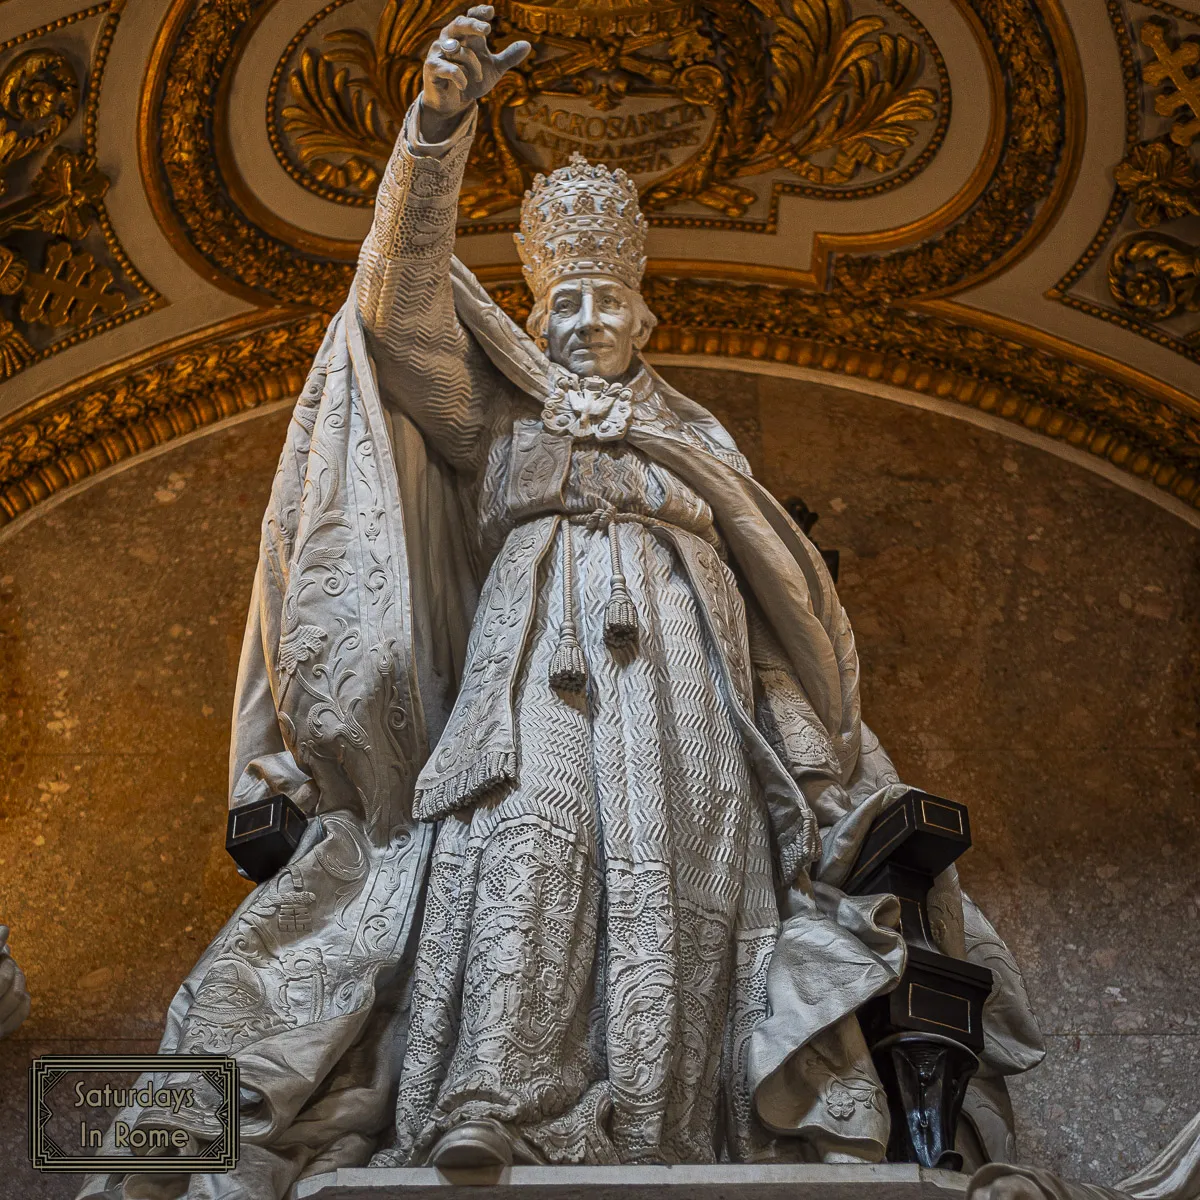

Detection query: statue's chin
xmin=552 ymin=350 xmax=635 ymax=381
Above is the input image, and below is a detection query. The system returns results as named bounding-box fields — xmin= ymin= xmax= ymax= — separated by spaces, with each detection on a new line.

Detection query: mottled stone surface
xmin=2 ymin=370 xmax=1197 ymax=1195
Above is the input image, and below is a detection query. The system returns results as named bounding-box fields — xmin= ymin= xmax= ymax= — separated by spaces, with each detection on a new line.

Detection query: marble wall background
xmin=1 ymin=367 xmax=1197 ymax=1197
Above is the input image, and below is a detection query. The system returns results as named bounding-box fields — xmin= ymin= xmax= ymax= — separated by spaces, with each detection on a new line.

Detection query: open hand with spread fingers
xmin=420 ymin=4 xmax=531 ymax=142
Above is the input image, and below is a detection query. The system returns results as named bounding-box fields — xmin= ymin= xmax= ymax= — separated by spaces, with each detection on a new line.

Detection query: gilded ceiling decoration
xmin=1052 ymin=0 xmax=1200 ymax=361
xmin=271 ymin=0 xmax=947 ymax=218
xmin=0 ymin=0 xmax=1198 ymax=529
xmin=0 ymin=310 xmax=321 ymax=522
xmin=145 ymin=0 xmax=1073 ymax=306
xmin=0 ymin=1 xmax=159 ymax=382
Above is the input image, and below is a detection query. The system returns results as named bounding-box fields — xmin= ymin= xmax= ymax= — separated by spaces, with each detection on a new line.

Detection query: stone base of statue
xmin=293 ymin=1164 xmax=969 ymax=1200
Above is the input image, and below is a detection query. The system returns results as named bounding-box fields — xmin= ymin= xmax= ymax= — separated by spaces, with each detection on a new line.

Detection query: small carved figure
xmin=79 ymin=8 xmax=1043 ymax=1196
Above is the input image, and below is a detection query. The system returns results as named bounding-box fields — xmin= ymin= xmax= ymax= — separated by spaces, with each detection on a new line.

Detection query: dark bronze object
xmin=872 ymin=1033 xmax=980 ymax=1171
xmin=846 ymin=788 xmax=994 ymax=1170
xmin=225 ymin=794 xmax=308 ymax=883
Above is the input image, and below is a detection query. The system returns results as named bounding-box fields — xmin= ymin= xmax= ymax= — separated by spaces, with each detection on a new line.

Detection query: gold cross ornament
xmin=1141 ymin=20 xmax=1200 ymax=149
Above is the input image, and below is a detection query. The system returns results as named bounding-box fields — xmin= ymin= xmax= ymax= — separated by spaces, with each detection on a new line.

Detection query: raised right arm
xmin=354 ymin=101 xmax=493 ymax=469
xmin=353 ymin=6 xmax=530 ymax=470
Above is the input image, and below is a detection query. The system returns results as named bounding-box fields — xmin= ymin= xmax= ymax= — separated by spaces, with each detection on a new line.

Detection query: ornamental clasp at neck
xmin=542 ymin=371 xmax=634 ymax=441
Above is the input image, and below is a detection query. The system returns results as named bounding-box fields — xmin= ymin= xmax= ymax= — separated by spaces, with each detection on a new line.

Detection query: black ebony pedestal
xmin=845 ymin=788 xmax=994 ymax=1170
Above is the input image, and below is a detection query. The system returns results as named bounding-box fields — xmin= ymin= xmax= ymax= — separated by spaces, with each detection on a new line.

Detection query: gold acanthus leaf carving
xmin=1109 ymin=136 xmax=1199 ymax=328
xmin=829 ymin=0 xmax=1065 ymax=299
xmin=0 ymin=49 xmax=79 ymax=178
xmin=0 ymin=313 xmax=325 ymax=523
xmin=1108 ymin=232 xmax=1200 ymax=325
xmin=276 ymin=0 xmax=940 ymax=217
xmin=161 ymin=0 xmax=354 ymax=306
xmin=154 ymin=0 xmax=1063 ymax=309
xmin=1114 ymin=138 xmax=1199 ymax=228
xmin=280 ymin=0 xmax=457 ymax=195
xmin=1101 ymin=20 xmax=1200 ymax=337
xmin=746 ymin=0 xmax=936 ymax=185
xmin=2 ymin=145 xmax=111 ymax=240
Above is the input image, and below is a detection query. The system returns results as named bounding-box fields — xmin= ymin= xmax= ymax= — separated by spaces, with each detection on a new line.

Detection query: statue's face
xmin=544 ymin=276 xmax=638 ymax=379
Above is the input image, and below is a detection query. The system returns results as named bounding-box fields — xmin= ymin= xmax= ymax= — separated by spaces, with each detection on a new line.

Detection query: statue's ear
xmin=632 ymin=297 xmax=658 ymax=350
xmin=526 ymin=296 xmax=550 ymax=352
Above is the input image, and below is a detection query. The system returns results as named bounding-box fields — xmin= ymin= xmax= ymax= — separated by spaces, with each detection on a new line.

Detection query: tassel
xmin=549 ymin=631 xmax=588 ymax=693
xmin=603 ymin=521 xmax=639 ymax=648
xmin=549 ymin=520 xmax=588 ymax=693
xmin=604 ymin=576 xmax=639 ymax=647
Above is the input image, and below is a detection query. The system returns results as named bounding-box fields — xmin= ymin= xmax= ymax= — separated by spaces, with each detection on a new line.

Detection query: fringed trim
xmin=413 ymin=751 xmax=518 ymax=821
xmin=549 ymin=633 xmax=588 ymax=692
xmin=550 ymin=519 xmax=588 ymax=694
xmin=604 ymin=578 xmax=639 ymax=647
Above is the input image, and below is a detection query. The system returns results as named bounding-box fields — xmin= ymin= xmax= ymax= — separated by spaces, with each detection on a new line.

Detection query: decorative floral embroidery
xmin=393 ymin=514 xmax=785 ymax=1165
xmin=821 ymin=1070 xmax=885 ymax=1122
xmin=826 ymin=1081 xmax=858 ymax=1120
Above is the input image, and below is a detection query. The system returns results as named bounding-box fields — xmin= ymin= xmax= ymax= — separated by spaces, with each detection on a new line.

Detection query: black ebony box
xmin=845 ymin=789 xmax=971 ymax=894
xmin=226 ymin=794 xmax=308 ymax=883
xmin=845 ymin=788 xmax=993 ymax=1055
xmin=859 ymin=944 xmax=993 ymax=1055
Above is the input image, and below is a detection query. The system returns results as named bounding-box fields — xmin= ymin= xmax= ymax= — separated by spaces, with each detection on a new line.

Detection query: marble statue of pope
xmin=79 ymin=8 xmax=1045 ymax=1197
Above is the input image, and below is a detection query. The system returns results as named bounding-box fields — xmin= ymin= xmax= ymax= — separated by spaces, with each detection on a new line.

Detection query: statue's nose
xmin=576 ymin=292 xmax=601 ymax=331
